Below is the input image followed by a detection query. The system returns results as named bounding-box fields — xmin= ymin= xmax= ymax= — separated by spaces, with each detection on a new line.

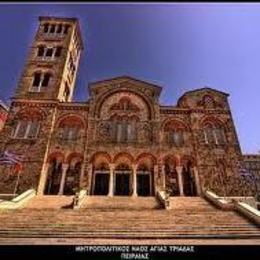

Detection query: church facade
xmin=0 ymin=16 xmax=252 ymax=198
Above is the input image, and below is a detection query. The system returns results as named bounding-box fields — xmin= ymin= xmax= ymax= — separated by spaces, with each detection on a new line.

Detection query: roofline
xmin=39 ymin=16 xmax=84 ymax=50
xmin=88 ymin=75 xmax=163 ymax=91
xmin=39 ymin=16 xmax=78 ymax=22
xmin=178 ymin=87 xmax=229 ymax=102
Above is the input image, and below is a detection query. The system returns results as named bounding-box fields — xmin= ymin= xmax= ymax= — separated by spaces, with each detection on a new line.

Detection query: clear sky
xmin=0 ymin=3 xmax=259 ymax=154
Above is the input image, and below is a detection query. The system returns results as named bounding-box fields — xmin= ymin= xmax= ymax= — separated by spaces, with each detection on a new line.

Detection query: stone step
xmin=81 ymin=196 xmax=160 ymax=209
xmin=25 ymin=195 xmax=74 ymax=209
xmin=0 ymin=196 xmax=258 ymax=241
xmin=0 ymin=231 xmax=259 ymax=239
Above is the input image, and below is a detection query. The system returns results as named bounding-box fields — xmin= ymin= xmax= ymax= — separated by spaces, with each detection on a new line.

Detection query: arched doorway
xmin=114 ymin=163 xmax=132 ymax=196
xmin=137 ymin=164 xmax=154 ymax=196
xmin=165 ymin=164 xmax=180 ymax=196
xmin=63 ymin=161 xmax=81 ymax=195
xmin=92 ymin=163 xmax=110 ymax=195
xmin=182 ymin=161 xmax=197 ymax=196
xmin=164 ymin=156 xmax=180 ymax=196
xmin=44 ymin=158 xmax=62 ymax=195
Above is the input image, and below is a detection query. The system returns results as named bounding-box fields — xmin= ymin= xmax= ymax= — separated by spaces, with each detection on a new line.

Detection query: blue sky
xmin=0 ymin=3 xmax=259 ymax=154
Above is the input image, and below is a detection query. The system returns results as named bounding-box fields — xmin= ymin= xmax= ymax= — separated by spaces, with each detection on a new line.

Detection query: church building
xmin=0 ymin=16 xmax=252 ymax=199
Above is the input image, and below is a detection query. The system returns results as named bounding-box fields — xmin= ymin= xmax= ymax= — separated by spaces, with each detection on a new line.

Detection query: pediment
xmin=88 ymin=76 xmax=162 ymax=99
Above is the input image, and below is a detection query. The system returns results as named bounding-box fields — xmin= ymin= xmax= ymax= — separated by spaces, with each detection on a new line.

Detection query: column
xmin=58 ymin=163 xmax=69 ymax=195
xmin=153 ymin=164 xmax=158 ymax=195
xmin=161 ymin=165 xmax=166 ymax=191
xmin=192 ymin=167 xmax=201 ymax=196
xmin=132 ymin=164 xmax=137 ymax=197
xmin=176 ymin=166 xmax=184 ymax=196
xmin=87 ymin=163 xmax=93 ymax=195
xmin=37 ymin=162 xmax=50 ymax=195
xmin=108 ymin=163 xmax=115 ymax=197
xmin=79 ymin=162 xmax=85 ymax=190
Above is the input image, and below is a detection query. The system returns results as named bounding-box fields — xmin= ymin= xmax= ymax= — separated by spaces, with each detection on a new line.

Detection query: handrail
xmin=0 ymin=189 xmax=36 ymax=209
xmin=73 ymin=189 xmax=87 ymax=209
xmin=156 ymin=190 xmax=170 ymax=209
xmin=204 ymin=190 xmax=234 ymax=210
xmin=204 ymin=190 xmax=260 ymax=225
xmin=234 ymin=201 xmax=260 ymax=225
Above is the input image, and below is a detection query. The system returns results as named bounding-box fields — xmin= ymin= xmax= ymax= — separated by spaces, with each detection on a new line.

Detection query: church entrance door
xmin=115 ymin=171 xmax=130 ymax=196
xmin=183 ymin=168 xmax=197 ymax=196
xmin=137 ymin=174 xmax=150 ymax=196
xmin=93 ymin=173 xmax=109 ymax=195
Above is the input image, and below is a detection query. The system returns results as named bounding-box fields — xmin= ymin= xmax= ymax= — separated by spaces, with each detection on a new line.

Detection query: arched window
xmin=164 ymin=120 xmax=187 ymax=147
xmin=37 ymin=46 xmax=45 ymax=57
xmin=168 ymin=130 xmax=184 ymax=146
xmin=203 ymin=121 xmax=226 ymax=145
xmin=50 ymin=24 xmax=56 ymax=33
xmin=43 ymin=23 xmax=49 ymax=33
xmin=37 ymin=45 xmax=63 ymax=59
xmin=31 ymin=72 xmax=52 ymax=92
xmin=56 ymin=24 xmax=63 ymax=34
xmin=58 ymin=116 xmax=84 ymax=142
xmin=13 ymin=119 xmax=40 ymax=139
xmin=110 ymin=115 xmax=139 ymax=143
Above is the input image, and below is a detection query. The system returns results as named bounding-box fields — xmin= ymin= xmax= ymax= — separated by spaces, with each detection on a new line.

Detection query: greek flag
xmin=0 ymin=151 xmax=24 ymax=166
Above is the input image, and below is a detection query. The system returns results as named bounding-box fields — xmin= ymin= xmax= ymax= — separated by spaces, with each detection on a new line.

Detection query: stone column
xmin=176 ymin=166 xmax=184 ymax=196
xmin=58 ymin=163 xmax=69 ymax=195
xmin=108 ymin=163 xmax=115 ymax=197
xmin=192 ymin=167 xmax=201 ymax=196
xmin=37 ymin=162 xmax=50 ymax=195
xmin=161 ymin=165 xmax=166 ymax=191
xmin=132 ymin=164 xmax=138 ymax=197
xmin=153 ymin=164 xmax=158 ymax=195
xmin=87 ymin=163 xmax=93 ymax=195
xmin=79 ymin=162 xmax=85 ymax=190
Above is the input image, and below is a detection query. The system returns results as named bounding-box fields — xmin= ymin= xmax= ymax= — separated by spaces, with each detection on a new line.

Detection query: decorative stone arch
xmin=62 ymin=152 xmax=83 ymax=195
xmin=44 ymin=151 xmax=65 ymax=195
xmin=65 ymin=152 xmax=84 ymax=165
xmin=47 ymin=151 xmax=65 ymax=163
xmin=56 ymin=114 xmax=85 ymax=128
xmin=162 ymin=118 xmax=190 ymax=132
xmin=14 ymin=107 xmax=47 ymax=121
xmin=113 ymin=152 xmax=134 ymax=167
xmin=31 ymin=69 xmax=54 ymax=77
xmin=93 ymin=88 xmax=155 ymax=120
xmin=163 ymin=154 xmax=181 ymax=167
xmin=135 ymin=153 xmax=156 ymax=196
xmin=135 ymin=153 xmax=157 ymax=166
xmin=90 ymin=151 xmax=112 ymax=166
xmin=199 ymin=116 xmax=227 ymax=130
xmin=110 ymin=96 xmax=140 ymax=112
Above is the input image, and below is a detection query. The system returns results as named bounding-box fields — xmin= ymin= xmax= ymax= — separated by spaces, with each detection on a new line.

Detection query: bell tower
xmin=14 ymin=16 xmax=83 ymax=102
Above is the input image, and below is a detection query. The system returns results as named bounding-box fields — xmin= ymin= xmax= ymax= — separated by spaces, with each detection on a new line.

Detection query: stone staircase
xmin=81 ymin=196 xmax=160 ymax=210
xmin=0 ymin=196 xmax=259 ymax=243
xmin=25 ymin=195 xmax=74 ymax=209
